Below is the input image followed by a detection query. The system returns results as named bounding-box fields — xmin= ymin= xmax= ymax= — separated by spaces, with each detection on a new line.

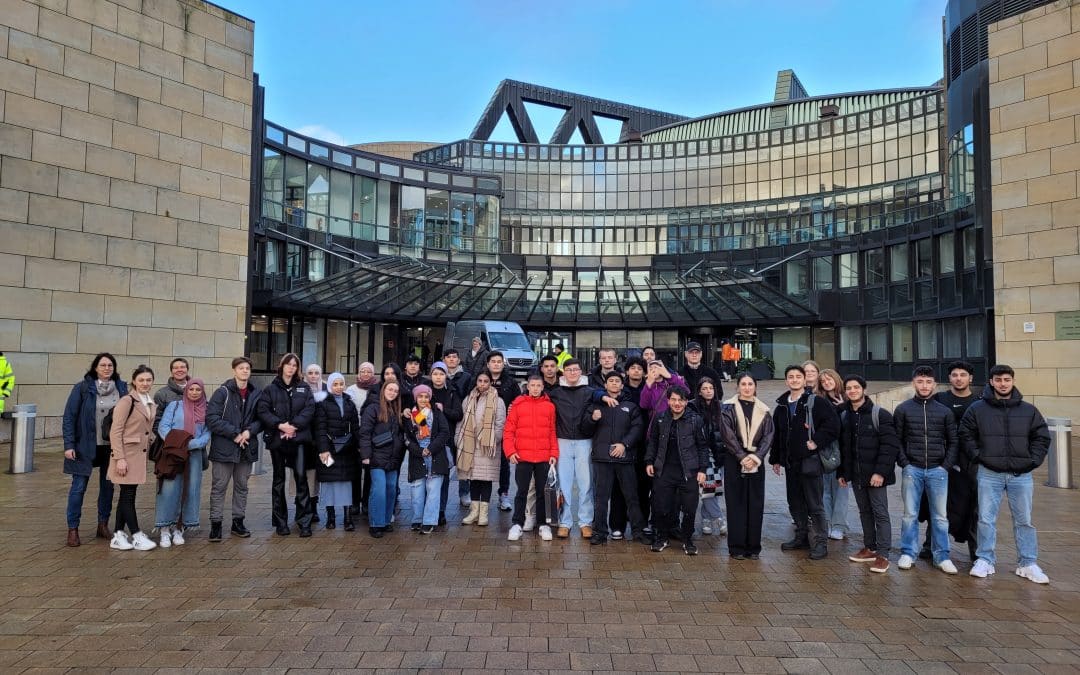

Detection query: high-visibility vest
xmin=0 ymin=354 xmax=14 ymax=415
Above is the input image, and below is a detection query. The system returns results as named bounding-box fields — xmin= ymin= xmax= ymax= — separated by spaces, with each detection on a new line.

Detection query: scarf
xmin=725 ymin=394 xmax=770 ymax=455
xmin=412 ymin=405 xmax=431 ymax=448
xmin=355 ymin=362 xmax=378 ymax=389
xmin=456 ymin=387 xmax=498 ymax=472
xmin=181 ymin=378 xmax=206 ymax=436
xmin=94 ymin=379 xmax=119 ymax=442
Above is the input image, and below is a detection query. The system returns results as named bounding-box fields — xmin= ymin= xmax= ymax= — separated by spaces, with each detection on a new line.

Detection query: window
xmin=917 ymin=320 xmax=938 ymax=359
xmin=786 ymin=259 xmax=808 ymax=296
xmin=262 ymin=149 xmax=283 ymax=221
xmin=943 ymin=318 xmax=963 ymax=357
xmin=892 ymin=323 xmax=913 ymax=362
xmin=962 ymin=227 xmax=977 ymax=268
xmin=938 ymin=234 xmax=955 ymax=273
xmin=329 ymin=169 xmax=351 ymax=235
xmin=308 ymin=249 xmax=325 ymax=281
xmin=399 ymin=186 xmax=425 ymax=248
xmin=305 ymin=163 xmax=329 ymax=231
xmin=425 ymin=189 xmax=449 ymax=249
xmin=889 ymin=244 xmax=909 ymax=282
xmin=840 ymin=325 xmax=861 ymax=360
xmin=813 ymin=256 xmax=833 ymax=290
xmin=353 ymin=175 xmax=376 ymax=225
xmin=915 ymin=238 xmax=932 ymax=277
xmin=966 ymin=315 xmax=984 ymax=357
xmin=866 ymin=324 xmax=888 ymax=360
xmin=264 ymin=240 xmax=279 ymax=274
xmin=284 ymin=155 xmax=305 ymax=224
xmin=865 ymin=248 xmax=884 ymax=284
xmin=838 ymin=252 xmax=858 ymax=287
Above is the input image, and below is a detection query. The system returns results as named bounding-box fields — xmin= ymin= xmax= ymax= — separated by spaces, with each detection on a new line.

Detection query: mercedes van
xmin=445 ymin=321 xmax=537 ymax=378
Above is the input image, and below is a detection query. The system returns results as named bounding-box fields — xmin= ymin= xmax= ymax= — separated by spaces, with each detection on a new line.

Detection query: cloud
xmin=295 ymin=124 xmax=348 ymax=147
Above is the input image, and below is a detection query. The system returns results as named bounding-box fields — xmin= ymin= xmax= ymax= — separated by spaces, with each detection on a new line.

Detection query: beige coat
xmin=107 ymin=393 xmax=156 ymax=485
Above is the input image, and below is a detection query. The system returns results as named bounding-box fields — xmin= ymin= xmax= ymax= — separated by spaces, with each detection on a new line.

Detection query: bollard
xmin=7 ymin=404 xmax=37 ymax=474
xmin=1045 ymin=417 xmax=1073 ymax=489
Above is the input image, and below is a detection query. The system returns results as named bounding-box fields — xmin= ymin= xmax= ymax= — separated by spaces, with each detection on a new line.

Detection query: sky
xmin=223 ymin=0 xmax=947 ymax=147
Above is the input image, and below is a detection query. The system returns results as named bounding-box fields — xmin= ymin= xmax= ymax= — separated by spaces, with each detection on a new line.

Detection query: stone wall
xmin=988 ymin=0 xmax=1080 ymax=419
xmin=0 ymin=0 xmax=253 ymax=438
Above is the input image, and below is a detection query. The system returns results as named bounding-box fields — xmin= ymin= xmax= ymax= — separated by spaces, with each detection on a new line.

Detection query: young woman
xmin=359 ymin=380 xmax=406 ymax=538
xmin=404 ymin=384 xmax=451 ymax=534
xmin=345 ymin=361 xmax=379 ymax=518
xmin=108 ymin=365 xmax=158 ymax=551
xmin=154 ymin=378 xmax=210 ymax=546
xmin=313 ymin=372 xmax=360 ymax=531
xmin=456 ymin=371 xmax=507 ymax=526
xmin=690 ymin=378 xmax=728 ymax=537
xmin=304 ymin=362 xmax=326 ymax=522
xmin=801 ymin=360 xmax=821 ymax=393
xmin=62 ymin=353 xmax=128 ymax=547
xmin=817 ymin=367 xmax=850 ymax=541
xmin=719 ymin=373 xmax=775 ymax=559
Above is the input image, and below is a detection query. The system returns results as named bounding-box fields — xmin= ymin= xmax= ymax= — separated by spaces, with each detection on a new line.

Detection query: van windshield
xmin=488 ymin=332 xmax=532 ymax=352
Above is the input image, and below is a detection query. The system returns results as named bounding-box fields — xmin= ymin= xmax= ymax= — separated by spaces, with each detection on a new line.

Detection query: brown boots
xmin=96 ymin=521 xmax=111 ymax=539
xmin=67 ymin=528 xmax=81 ymax=547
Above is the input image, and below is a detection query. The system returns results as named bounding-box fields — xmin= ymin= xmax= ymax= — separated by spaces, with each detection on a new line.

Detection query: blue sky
xmin=224 ymin=0 xmax=946 ymax=146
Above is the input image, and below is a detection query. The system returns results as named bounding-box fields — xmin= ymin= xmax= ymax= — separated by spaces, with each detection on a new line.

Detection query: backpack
xmin=101 ymin=396 xmax=133 ymax=443
xmin=841 ymin=404 xmax=881 ymax=431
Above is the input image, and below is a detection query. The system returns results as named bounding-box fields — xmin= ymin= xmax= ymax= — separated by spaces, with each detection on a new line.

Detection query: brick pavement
xmin=1 ymin=406 xmax=1079 ymax=673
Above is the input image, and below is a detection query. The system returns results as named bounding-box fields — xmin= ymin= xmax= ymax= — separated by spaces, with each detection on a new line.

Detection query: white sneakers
xmin=460 ymin=494 xmax=472 ymax=507
xmin=110 ymin=531 xmax=134 ymax=550
xmin=508 ymin=524 xmax=523 ymax=541
xmin=523 ymin=514 xmax=537 ymax=531
xmin=131 ymin=531 xmax=157 ymax=551
xmin=936 ymin=559 xmax=959 ymax=575
xmin=970 ymin=558 xmax=996 ymax=578
xmin=716 ymin=521 xmax=728 ymax=536
xmin=1015 ymin=564 xmax=1049 ymax=584
xmin=498 ymin=494 xmax=513 ymax=511
xmin=538 ymin=525 xmax=553 ymax=541
xmin=828 ymin=527 xmax=845 ymax=541
xmin=701 ymin=520 xmax=713 ymax=535
xmin=897 ymin=554 xmax=915 ymax=570
xmin=171 ymin=528 xmax=185 ymax=546
xmin=159 ymin=528 xmax=172 ymax=548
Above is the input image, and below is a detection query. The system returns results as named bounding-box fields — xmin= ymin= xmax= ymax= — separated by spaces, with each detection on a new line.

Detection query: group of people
xmin=59 ymin=344 xmax=1054 ymax=584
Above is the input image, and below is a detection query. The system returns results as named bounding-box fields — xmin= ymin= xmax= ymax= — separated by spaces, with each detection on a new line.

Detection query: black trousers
xmin=470 ymin=480 xmax=493 ymax=501
xmin=271 ymin=446 xmax=312 ymax=528
xmin=498 ymin=453 xmax=511 ymax=496
xmin=593 ymin=462 xmax=645 ymax=537
xmin=635 ymin=462 xmax=653 ymax=526
xmin=115 ymin=484 xmax=140 ymax=534
xmin=723 ymin=453 xmax=765 ymax=556
xmin=513 ymin=462 xmax=548 ymax=527
xmin=652 ymin=469 xmax=699 ymax=543
xmin=352 ymin=464 xmax=371 ymax=514
xmin=786 ymin=464 xmax=827 ymax=547
xmin=609 ymin=479 xmax=627 ymax=533
xmin=852 ymin=482 xmax=891 ymax=556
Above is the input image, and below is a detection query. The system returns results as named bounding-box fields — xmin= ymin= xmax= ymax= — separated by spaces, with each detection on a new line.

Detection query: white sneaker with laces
xmin=610 ymin=530 xmax=624 ymax=540
xmin=970 ymin=558 xmax=995 ymax=578
xmin=936 ymin=559 xmax=959 ymax=575
xmin=110 ymin=531 xmax=133 ymax=551
xmin=131 ymin=531 xmax=157 ymax=551
xmin=159 ymin=527 xmax=172 ymax=548
xmin=171 ymin=528 xmax=185 ymax=546
xmin=897 ymin=554 xmax=914 ymax=570
xmin=701 ymin=519 xmax=713 ymax=535
xmin=508 ymin=524 xmax=523 ymax=541
xmin=539 ymin=525 xmax=553 ymax=541
xmin=828 ymin=527 xmax=844 ymax=541
xmin=498 ymin=494 xmax=512 ymax=511
xmin=717 ymin=521 xmax=728 ymax=536
xmin=1015 ymin=564 xmax=1049 ymax=584
xmin=523 ymin=514 xmax=537 ymax=531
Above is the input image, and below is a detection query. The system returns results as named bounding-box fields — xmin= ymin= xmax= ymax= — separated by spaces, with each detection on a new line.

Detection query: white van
xmin=446 ymin=321 xmax=537 ymax=378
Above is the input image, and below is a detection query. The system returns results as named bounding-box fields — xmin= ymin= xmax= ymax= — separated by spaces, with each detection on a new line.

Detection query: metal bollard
xmin=7 ymin=404 xmax=37 ymax=474
xmin=1045 ymin=417 xmax=1074 ymax=489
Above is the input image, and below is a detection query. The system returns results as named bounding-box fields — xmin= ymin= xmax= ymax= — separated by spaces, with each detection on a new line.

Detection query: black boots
xmin=781 ymin=537 xmax=810 ymax=551
xmin=809 ymin=544 xmax=828 ymax=560
xmin=311 ymin=497 xmax=320 ymax=523
xmin=209 ymin=521 xmax=222 ymax=542
xmin=325 ymin=507 xmax=336 ymax=530
xmin=343 ymin=507 xmax=355 ymax=532
xmin=231 ymin=517 xmax=251 ymax=538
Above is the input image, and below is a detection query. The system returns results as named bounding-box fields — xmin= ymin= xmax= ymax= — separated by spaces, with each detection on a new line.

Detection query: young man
xmin=442 ymin=349 xmax=472 ymax=399
xmin=838 ymin=375 xmax=900 ymax=573
xmin=679 ymin=341 xmax=723 ymax=401
xmin=894 ymin=365 xmax=960 ymax=574
xmin=205 ymin=357 xmax=263 ymax=542
xmin=0 ymin=350 xmax=14 ymax=415
xmin=538 ymin=354 xmax=561 ymax=391
xmin=153 ymin=357 xmax=190 ymax=429
xmin=429 ymin=361 xmax=463 ymax=523
xmin=770 ymin=365 xmax=840 ymax=560
xmin=486 ymin=351 xmax=522 ymax=511
xmin=622 ymin=356 xmax=647 ymax=406
xmin=588 ymin=348 xmax=622 ymax=388
xmin=644 ymin=386 xmax=710 ymax=555
xmin=582 ymin=372 xmax=648 ymax=545
xmin=503 ymin=374 xmax=558 ymax=542
xmin=961 ymin=365 xmax=1052 ymax=583
xmin=401 ymin=355 xmax=426 ymax=396
xmin=547 ymin=359 xmax=597 ymax=538
xmin=608 ymin=354 xmax=648 ymax=538
xmin=553 ymin=343 xmax=572 ymax=370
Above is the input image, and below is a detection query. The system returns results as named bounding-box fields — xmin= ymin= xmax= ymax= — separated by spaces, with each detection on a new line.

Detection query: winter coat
xmin=358 ymin=403 xmax=406 ymax=471
xmin=688 ymin=398 xmax=725 ymax=461
xmin=960 ymin=387 xmax=1051 ymax=475
xmin=580 ymin=395 xmax=644 ymax=464
xmin=152 ymin=378 xmax=186 ymax=428
xmin=313 ymin=394 xmax=360 ymax=483
xmin=158 ymin=400 xmax=211 ymax=470
xmin=837 ymin=398 xmax=900 ymax=487
xmin=489 ymin=373 xmax=521 ymax=415
xmin=587 ymin=365 xmax=623 ymax=389
xmin=770 ymin=390 xmax=840 ymax=471
xmin=719 ymin=396 xmax=774 ymax=463
xmin=456 ymin=394 xmax=506 ymax=482
xmin=405 ymin=406 xmax=452 ymax=482
xmin=448 ymin=368 xmax=473 ymax=399
xmin=679 ymin=364 xmax=723 ymax=400
xmin=893 ymin=395 xmax=958 ymax=470
xmin=344 ymin=384 xmax=376 ymax=421
xmin=639 ymin=373 xmax=688 ymax=422
xmin=464 ymin=347 xmax=490 ymax=375
xmin=430 ymin=385 xmax=463 ymax=440
xmin=547 ymin=382 xmax=596 ymax=439
xmin=503 ymin=393 xmax=559 ymax=463
xmin=644 ymin=409 xmax=711 ymax=478
xmin=206 ymin=379 xmax=263 ymax=463
xmin=107 ymin=392 xmax=156 ymax=485
xmin=256 ymin=376 xmax=316 ymax=455
xmin=62 ymin=376 xmax=129 ymax=477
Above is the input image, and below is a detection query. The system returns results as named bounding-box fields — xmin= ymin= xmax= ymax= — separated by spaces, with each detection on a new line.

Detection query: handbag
xmin=372 ymin=430 xmax=394 ymax=449
xmin=330 ymin=433 xmax=353 ymax=454
xmin=700 ymin=458 xmax=723 ymax=496
xmin=543 ymin=463 xmax=564 ymax=525
xmin=806 ymin=394 xmax=841 ymax=473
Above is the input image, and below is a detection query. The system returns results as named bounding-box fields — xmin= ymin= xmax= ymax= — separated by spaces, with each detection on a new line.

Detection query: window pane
xmin=425 ymin=188 xmax=449 ymax=250
xmin=285 ymin=155 xmax=305 ymax=226
xmin=329 ymin=169 xmax=351 ymax=232
xmin=865 ymin=248 xmax=884 ymax=284
xmin=262 ymin=149 xmax=283 ymax=221
xmin=813 ymin=257 xmax=833 ymax=290
xmin=917 ymin=320 xmax=938 ymax=359
xmin=840 ymin=325 xmax=861 ymax=360
xmin=890 ymin=244 xmax=909 ymax=282
xmin=786 ymin=259 xmax=808 ymax=297
xmin=966 ymin=315 xmax=984 ymax=357
xmin=306 ymin=163 xmax=328 ymax=231
xmin=866 ymin=324 xmax=888 ymax=360
xmin=308 ymin=249 xmax=325 ymax=281
xmin=838 ymin=253 xmax=858 ymax=287
xmin=916 ymin=238 xmax=933 ymax=277
xmin=938 ymin=233 xmax=955 ymax=273
xmin=892 ymin=323 xmax=913 ymax=362
xmin=943 ymin=318 xmax=963 ymax=357
xmin=450 ymin=192 xmax=474 ymax=251
xmin=962 ymin=227 xmax=976 ymax=268
xmin=400 ymin=185 xmax=425 ymax=248
xmin=353 ymin=175 xmax=376 ymax=225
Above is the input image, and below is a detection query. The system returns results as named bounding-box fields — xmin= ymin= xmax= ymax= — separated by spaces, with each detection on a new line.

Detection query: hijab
xmin=181 ymin=378 xmax=207 ymax=436
xmin=355 ymin=362 xmax=378 ymax=389
xmin=327 ymin=372 xmax=346 ymax=415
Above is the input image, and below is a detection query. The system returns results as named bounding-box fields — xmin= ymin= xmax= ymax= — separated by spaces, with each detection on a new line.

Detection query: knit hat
xmin=430 ymin=361 xmax=448 ymax=374
xmin=412 ymin=384 xmax=432 ymax=399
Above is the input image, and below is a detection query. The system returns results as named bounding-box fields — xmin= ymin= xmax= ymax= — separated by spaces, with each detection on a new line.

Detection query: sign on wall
xmin=1055 ymin=311 xmax=1080 ymax=340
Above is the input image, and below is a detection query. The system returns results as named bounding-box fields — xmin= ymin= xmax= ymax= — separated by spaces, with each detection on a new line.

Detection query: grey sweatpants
xmin=210 ymin=460 xmax=253 ymax=522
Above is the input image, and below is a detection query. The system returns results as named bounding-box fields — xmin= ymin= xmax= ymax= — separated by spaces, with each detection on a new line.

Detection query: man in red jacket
xmin=503 ymin=374 xmax=559 ymax=542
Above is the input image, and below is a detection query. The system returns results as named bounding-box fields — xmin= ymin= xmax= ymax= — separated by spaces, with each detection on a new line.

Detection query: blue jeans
xmin=411 ymin=474 xmax=444 ymax=526
xmin=154 ymin=449 xmax=205 ymax=529
xmin=557 ymin=438 xmax=593 ymax=529
xmin=67 ymin=469 xmax=114 ymax=529
xmin=368 ymin=468 xmax=398 ymax=528
xmin=976 ymin=466 xmax=1038 ymax=567
xmin=900 ymin=465 xmax=950 ymax=563
xmin=822 ymin=470 xmax=851 ymax=533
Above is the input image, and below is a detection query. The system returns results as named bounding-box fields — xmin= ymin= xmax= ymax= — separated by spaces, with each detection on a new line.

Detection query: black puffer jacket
xmin=837 ymin=398 xmax=900 ymax=486
xmin=770 ymin=391 xmax=840 ymax=469
xmin=206 ymin=379 xmax=262 ymax=463
xmin=548 ymin=382 xmax=596 ymax=439
xmin=430 ymin=385 xmax=463 ymax=438
xmin=644 ymin=409 xmax=711 ymax=478
xmin=256 ymin=376 xmax=316 ymax=452
xmin=587 ymin=365 xmax=623 ymax=389
xmin=489 ymin=373 xmax=520 ymax=416
xmin=580 ymin=394 xmax=644 ymax=464
xmin=358 ymin=403 xmax=406 ymax=471
xmin=404 ymin=406 xmax=452 ymax=482
xmin=313 ymin=394 xmax=360 ymax=483
xmin=893 ymin=395 xmax=958 ymax=470
xmin=688 ymin=398 xmax=725 ymax=462
xmin=960 ymin=387 xmax=1050 ymax=475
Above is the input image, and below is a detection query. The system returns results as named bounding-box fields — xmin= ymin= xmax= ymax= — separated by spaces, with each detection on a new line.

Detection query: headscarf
xmin=355 ymin=362 xmax=378 ymax=389
xmin=181 ymin=378 xmax=207 ymax=436
xmin=326 ymin=372 xmax=346 ymax=415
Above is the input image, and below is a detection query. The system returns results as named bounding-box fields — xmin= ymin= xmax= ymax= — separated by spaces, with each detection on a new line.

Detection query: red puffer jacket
xmin=503 ymin=393 xmax=559 ymax=463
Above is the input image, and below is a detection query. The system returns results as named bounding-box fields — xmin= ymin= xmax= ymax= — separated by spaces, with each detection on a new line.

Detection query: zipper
xmin=922 ymin=399 xmax=928 ymax=469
